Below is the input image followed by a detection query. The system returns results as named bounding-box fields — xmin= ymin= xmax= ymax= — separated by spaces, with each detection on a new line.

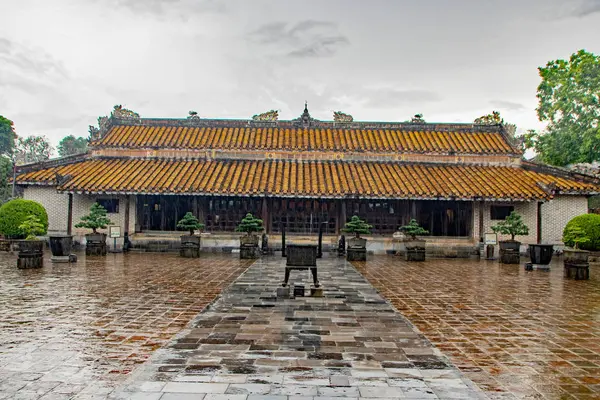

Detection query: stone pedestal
xmin=500 ymin=249 xmax=520 ymax=264
xmin=347 ymin=248 xmax=367 ymax=261
xmin=85 ymin=233 xmax=107 ymax=256
xmin=564 ymin=263 xmax=590 ymax=280
xmin=294 ymin=284 xmax=305 ymax=297
xmin=240 ymin=235 xmax=259 ymax=259
xmin=310 ymin=287 xmax=323 ymax=297
xmin=180 ymin=235 xmax=201 ymax=258
xmin=17 ymin=240 xmax=44 ymax=269
xmin=405 ymin=248 xmax=425 ymax=261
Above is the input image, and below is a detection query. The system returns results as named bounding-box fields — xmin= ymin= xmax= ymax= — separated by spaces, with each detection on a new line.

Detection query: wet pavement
xmin=113 ymin=255 xmax=485 ymax=399
xmin=0 ymin=250 xmax=252 ymax=399
xmin=353 ymin=257 xmax=600 ymax=400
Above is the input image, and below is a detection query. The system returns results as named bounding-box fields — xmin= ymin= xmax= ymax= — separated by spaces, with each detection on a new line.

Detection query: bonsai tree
xmin=562 ymin=214 xmax=600 ymax=251
xmin=18 ymin=215 xmax=45 ymax=240
xmin=177 ymin=212 xmax=204 ymax=235
xmin=491 ymin=211 xmax=529 ymax=241
xmin=563 ymin=225 xmax=591 ymax=249
xmin=236 ymin=213 xmax=264 ymax=236
xmin=342 ymin=215 xmax=372 ymax=238
xmin=75 ymin=202 xmax=113 ymax=234
xmin=399 ymin=219 xmax=429 ymax=239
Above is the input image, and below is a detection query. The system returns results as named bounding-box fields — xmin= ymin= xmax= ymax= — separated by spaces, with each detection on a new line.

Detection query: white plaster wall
xmin=23 ymin=186 xmax=69 ymax=233
xmin=541 ymin=196 xmax=588 ymax=245
xmin=481 ymin=201 xmax=538 ymax=245
xmin=22 ymin=187 xmax=136 ymax=246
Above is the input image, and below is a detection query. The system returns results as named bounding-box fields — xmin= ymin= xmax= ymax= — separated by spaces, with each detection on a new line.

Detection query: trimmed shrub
xmin=0 ymin=199 xmax=48 ymax=238
xmin=563 ymin=214 xmax=600 ymax=251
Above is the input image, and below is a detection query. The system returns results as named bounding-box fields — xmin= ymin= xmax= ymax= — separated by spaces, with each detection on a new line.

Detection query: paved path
xmin=113 ymin=255 xmax=486 ymax=399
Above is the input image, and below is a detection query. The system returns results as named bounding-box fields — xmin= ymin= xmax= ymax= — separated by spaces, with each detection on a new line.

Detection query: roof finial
xmin=304 ymin=101 xmax=308 ymax=113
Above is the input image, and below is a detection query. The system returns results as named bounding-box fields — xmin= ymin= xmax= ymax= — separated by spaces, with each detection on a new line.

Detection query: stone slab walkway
xmin=113 ymin=255 xmax=486 ymax=399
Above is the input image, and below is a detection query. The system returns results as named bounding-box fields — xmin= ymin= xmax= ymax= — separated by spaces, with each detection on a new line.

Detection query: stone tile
xmin=358 ymin=386 xmax=406 ymax=398
xmin=160 ymin=394 xmax=206 ymax=400
xmin=268 ymin=385 xmax=318 ymax=396
xmin=226 ymin=384 xmax=271 ymax=395
xmin=162 ymin=382 xmax=229 ymax=393
xmin=317 ymin=385 xmax=360 ymax=397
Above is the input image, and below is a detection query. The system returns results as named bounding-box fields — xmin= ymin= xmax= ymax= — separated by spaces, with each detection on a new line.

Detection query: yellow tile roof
xmin=92 ymin=125 xmax=516 ymax=154
xmin=16 ymin=158 xmax=598 ymax=200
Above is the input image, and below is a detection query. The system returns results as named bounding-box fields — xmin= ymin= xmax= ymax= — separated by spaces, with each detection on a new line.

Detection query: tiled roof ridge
xmin=15 ymin=152 xmax=89 ymax=174
xmin=105 ymin=115 xmax=505 ymax=133
xmin=522 ymin=160 xmax=600 ymax=186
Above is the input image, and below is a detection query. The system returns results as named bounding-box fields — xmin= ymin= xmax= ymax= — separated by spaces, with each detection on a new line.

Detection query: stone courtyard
xmin=0 ymin=250 xmax=598 ymax=399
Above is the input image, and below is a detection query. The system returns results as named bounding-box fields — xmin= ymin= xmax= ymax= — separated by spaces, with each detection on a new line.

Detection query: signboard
xmin=484 ymin=233 xmax=497 ymax=245
xmin=109 ymin=226 xmax=121 ymax=238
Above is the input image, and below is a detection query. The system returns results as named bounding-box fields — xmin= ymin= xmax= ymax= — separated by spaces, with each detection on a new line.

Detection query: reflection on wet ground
xmin=354 ymin=257 xmax=600 ymax=400
xmin=0 ymin=250 xmax=251 ymax=397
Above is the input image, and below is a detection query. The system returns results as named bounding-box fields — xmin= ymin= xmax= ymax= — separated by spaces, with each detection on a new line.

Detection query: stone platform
xmin=114 ymin=256 xmax=485 ymax=399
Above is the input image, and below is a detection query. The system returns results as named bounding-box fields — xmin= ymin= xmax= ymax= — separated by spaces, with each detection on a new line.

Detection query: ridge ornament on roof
xmin=252 ymin=110 xmax=279 ymax=121
xmin=111 ymin=105 xmax=140 ymax=120
xmin=333 ymin=111 xmax=353 ymax=123
xmin=293 ymin=102 xmax=319 ymax=128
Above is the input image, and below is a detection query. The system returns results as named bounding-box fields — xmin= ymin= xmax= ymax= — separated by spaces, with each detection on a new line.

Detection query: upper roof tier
xmin=90 ymin=106 xmax=521 ymax=156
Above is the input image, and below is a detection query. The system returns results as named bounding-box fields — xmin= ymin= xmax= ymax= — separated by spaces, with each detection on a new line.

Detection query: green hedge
xmin=0 ymin=199 xmax=48 ymax=238
xmin=563 ymin=214 xmax=600 ymax=251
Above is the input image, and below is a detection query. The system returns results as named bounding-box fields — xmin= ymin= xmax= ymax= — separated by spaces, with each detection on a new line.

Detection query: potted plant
xmin=342 ymin=215 xmax=372 ymax=261
xmin=236 ymin=213 xmax=264 ymax=259
xmin=491 ymin=211 xmax=529 ymax=264
xmin=562 ymin=225 xmax=591 ymax=279
xmin=177 ymin=212 xmax=204 ymax=258
xmin=75 ymin=202 xmax=113 ymax=256
xmin=399 ymin=219 xmax=429 ymax=261
xmin=17 ymin=215 xmax=46 ymax=269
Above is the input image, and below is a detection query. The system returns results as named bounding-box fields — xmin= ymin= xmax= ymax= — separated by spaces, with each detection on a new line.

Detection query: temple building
xmin=14 ymin=105 xmax=600 ymax=254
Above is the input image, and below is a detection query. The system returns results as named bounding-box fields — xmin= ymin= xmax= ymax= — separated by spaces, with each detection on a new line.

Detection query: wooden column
xmin=262 ymin=197 xmax=269 ymax=234
xmin=160 ymin=197 xmax=166 ymax=231
xmin=411 ymin=200 xmax=417 ymax=219
xmin=124 ymin=195 xmax=130 ymax=236
xmin=67 ymin=193 xmax=73 ymax=236
xmin=479 ymin=200 xmax=484 ymax=241
xmin=537 ymin=201 xmax=542 ymax=244
xmin=339 ymin=201 xmax=347 ymax=235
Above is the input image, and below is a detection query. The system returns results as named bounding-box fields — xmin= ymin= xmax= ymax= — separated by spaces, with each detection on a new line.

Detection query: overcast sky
xmin=1 ymin=0 xmax=600 ymax=148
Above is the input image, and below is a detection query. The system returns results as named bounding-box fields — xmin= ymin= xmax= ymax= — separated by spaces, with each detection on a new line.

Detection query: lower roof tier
xmin=15 ymin=158 xmax=599 ymax=200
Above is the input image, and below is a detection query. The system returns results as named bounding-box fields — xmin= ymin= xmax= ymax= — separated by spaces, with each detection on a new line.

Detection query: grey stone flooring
xmin=113 ymin=255 xmax=486 ymax=399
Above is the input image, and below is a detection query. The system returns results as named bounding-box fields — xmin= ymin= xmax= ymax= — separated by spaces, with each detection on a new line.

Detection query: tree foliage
xmin=562 ymin=214 xmax=600 ymax=251
xmin=14 ymin=135 xmax=54 ymax=165
xmin=342 ymin=215 xmax=372 ymax=238
xmin=19 ymin=215 xmax=46 ymax=240
xmin=57 ymin=135 xmax=88 ymax=157
xmin=177 ymin=212 xmax=204 ymax=235
xmin=399 ymin=219 xmax=429 ymax=239
xmin=491 ymin=211 xmax=529 ymax=241
xmin=0 ymin=199 xmax=48 ymax=238
xmin=0 ymin=156 xmax=12 ymax=205
xmin=0 ymin=116 xmax=16 ymax=157
xmin=524 ymin=50 xmax=600 ymax=166
xmin=75 ymin=203 xmax=113 ymax=233
xmin=236 ymin=213 xmax=264 ymax=235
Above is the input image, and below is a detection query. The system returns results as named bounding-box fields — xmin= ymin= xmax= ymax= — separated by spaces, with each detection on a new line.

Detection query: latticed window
xmin=204 ymin=197 xmax=262 ymax=232
xmin=345 ymin=200 xmax=406 ymax=234
xmin=271 ymin=199 xmax=336 ymax=234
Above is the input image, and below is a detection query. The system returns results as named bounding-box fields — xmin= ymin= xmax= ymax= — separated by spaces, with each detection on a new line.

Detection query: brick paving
xmin=353 ymin=257 xmax=600 ymax=400
xmin=0 ymin=251 xmax=251 ymax=399
xmin=114 ymin=256 xmax=485 ymax=399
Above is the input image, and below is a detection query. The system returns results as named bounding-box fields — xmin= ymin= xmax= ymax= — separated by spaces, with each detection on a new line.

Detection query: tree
xmin=57 ymin=135 xmax=88 ymax=157
xmin=177 ymin=212 xmax=204 ymax=235
xmin=524 ymin=50 xmax=600 ymax=166
xmin=18 ymin=215 xmax=46 ymax=240
xmin=399 ymin=219 xmax=429 ymax=239
xmin=236 ymin=213 xmax=264 ymax=236
xmin=14 ymin=135 xmax=54 ymax=165
xmin=342 ymin=215 xmax=372 ymax=238
xmin=75 ymin=203 xmax=113 ymax=233
xmin=0 ymin=116 xmax=16 ymax=157
xmin=0 ymin=156 xmax=12 ymax=205
xmin=491 ymin=211 xmax=529 ymax=241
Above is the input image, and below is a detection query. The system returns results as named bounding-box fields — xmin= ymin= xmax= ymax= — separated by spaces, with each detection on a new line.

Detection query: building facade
xmin=15 ymin=105 xmax=599 ymax=254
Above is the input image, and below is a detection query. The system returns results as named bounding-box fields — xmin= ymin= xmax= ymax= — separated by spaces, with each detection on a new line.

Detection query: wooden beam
xmin=124 ymin=195 xmax=130 ymax=236
xmin=67 ymin=193 xmax=73 ymax=236
xmin=479 ymin=201 xmax=484 ymax=241
xmin=537 ymin=201 xmax=542 ymax=244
